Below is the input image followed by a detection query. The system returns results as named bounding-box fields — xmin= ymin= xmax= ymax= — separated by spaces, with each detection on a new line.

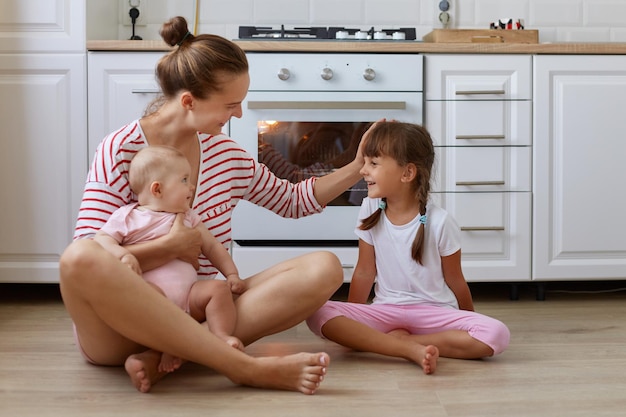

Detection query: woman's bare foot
xmin=124 ymin=349 xmax=168 ymax=393
xmin=232 ymin=352 xmax=330 ymax=395
xmin=158 ymin=352 xmax=183 ymax=373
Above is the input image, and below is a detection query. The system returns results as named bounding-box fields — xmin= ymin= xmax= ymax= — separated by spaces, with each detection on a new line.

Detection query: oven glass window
xmin=258 ymin=121 xmax=370 ymax=206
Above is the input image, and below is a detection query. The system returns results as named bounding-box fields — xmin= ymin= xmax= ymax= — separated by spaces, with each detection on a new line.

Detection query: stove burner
xmin=238 ymin=25 xmax=416 ymax=41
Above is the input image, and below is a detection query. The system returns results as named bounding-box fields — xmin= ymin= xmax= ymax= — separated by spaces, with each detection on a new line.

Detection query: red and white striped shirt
xmin=75 ymin=120 xmax=322 ymax=278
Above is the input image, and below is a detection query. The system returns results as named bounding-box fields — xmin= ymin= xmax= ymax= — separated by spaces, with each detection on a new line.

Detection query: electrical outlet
xmin=121 ymin=0 xmax=147 ymax=26
xmin=436 ymin=0 xmax=455 ymax=29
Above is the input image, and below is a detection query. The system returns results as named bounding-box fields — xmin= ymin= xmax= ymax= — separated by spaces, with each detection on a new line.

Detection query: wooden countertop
xmin=87 ymin=39 xmax=626 ymax=54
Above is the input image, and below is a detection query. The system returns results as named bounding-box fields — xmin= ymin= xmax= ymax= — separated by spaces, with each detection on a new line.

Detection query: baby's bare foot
xmin=224 ymin=336 xmax=244 ymax=352
xmin=158 ymin=352 xmax=183 ymax=373
xmin=234 ymin=352 xmax=330 ymax=395
xmin=419 ymin=345 xmax=439 ymax=375
xmin=124 ymin=349 xmax=167 ymax=393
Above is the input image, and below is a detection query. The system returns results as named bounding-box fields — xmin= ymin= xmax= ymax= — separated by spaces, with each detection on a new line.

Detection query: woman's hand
xmin=168 ymin=213 xmax=202 ymax=270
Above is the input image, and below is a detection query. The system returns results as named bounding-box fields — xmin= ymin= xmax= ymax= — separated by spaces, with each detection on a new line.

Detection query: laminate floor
xmin=1 ymin=282 xmax=625 ymax=417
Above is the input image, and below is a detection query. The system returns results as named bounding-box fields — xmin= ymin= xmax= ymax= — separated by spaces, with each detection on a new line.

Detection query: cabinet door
xmin=533 ymin=56 xmax=626 ymax=280
xmin=87 ymin=52 xmax=165 ymax=156
xmin=0 ymin=0 xmax=85 ymax=52
xmin=0 ymin=54 xmax=87 ymax=282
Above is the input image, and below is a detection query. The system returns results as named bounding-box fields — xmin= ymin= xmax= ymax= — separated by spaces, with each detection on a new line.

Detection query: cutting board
xmin=423 ymin=29 xmax=539 ymax=44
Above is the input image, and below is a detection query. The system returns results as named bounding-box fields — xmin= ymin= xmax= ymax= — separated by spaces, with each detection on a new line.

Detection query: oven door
xmin=229 ymin=90 xmax=423 ymax=243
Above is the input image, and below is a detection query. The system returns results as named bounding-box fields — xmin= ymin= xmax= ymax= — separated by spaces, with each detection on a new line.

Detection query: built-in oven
xmin=229 ymin=52 xmax=423 ymax=280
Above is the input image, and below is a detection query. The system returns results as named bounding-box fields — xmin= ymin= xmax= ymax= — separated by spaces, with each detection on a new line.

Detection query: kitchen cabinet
xmin=87 ymin=52 xmax=165 ymax=155
xmin=533 ymin=56 xmax=626 ymax=280
xmin=424 ymin=54 xmax=533 ymax=282
xmin=0 ymin=0 xmax=86 ymax=283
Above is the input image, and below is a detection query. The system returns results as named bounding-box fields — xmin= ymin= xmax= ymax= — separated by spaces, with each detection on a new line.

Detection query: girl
xmin=60 ymin=16 xmax=372 ymax=395
xmin=306 ymin=122 xmax=510 ymax=374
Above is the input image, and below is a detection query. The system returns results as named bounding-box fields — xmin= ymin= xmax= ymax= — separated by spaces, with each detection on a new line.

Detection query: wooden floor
xmin=2 ymin=281 xmax=626 ymax=417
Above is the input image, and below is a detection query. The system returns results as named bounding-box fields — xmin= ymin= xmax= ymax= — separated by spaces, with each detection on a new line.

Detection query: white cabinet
xmin=0 ymin=0 xmax=86 ymax=283
xmin=425 ymin=55 xmax=532 ymax=282
xmin=87 ymin=52 xmax=165 ymax=156
xmin=533 ymin=56 xmax=626 ymax=281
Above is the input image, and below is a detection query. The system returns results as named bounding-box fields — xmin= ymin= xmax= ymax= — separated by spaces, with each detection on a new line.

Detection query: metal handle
xmin=460 ymin=226 xmax=505 ymax=231
xmin=456 ymin=135 xmax=506 ymax=140
xmin=131 ymin=89 xmax=160 ymax=94
xmin=455 ymin=90 xmax=506 ymax=95
xmin=247 ymin=101 xmax=406 ymax=110
xmin=341 ymin=264 xmax=354 ymax=269
xmin=456 ymin=181 xmax=505 ymax=186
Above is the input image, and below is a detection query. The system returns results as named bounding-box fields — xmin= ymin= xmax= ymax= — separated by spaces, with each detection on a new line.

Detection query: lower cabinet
xmin=0 ymin=54 xmax=87 ymax=283
xmin=533 ymin=55 xmax=626 ymax=281
xmin=425 ymin=54 xmax=533 ymax=282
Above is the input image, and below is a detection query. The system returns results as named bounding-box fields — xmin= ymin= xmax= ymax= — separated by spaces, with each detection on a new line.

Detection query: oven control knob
xmin=363 ymin=68 xmax=376 ymax=81
xmin=320 ymin=67 xmax=333 ymax=81
xmin=277 ymin=68 xmax=290 ymax=81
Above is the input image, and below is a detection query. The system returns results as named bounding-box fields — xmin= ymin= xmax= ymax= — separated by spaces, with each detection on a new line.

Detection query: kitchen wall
xmin=88 ymin=0 xmax=626 ymax=43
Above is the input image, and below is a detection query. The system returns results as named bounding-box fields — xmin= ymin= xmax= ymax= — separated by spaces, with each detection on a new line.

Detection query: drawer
xmin=425 ymin=100 xmax=532 ymax=146
xmin=231 ymin=244 xmax=358 ymax=283
xmin=430 ymin=192 xmax=531 ymax=281
xmin=424 ymin=54 xmax=532 ymax=100
xmin=434 ymin=146 xmax=531 ymax=192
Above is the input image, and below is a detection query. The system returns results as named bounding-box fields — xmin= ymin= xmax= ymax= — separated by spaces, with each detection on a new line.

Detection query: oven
xmin=229 ymin=52 xmax=423 ymax=280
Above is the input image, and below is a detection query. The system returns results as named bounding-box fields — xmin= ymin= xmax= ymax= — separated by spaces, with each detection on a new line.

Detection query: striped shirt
xmin=75 ymin=120 xmax=322 ymax=278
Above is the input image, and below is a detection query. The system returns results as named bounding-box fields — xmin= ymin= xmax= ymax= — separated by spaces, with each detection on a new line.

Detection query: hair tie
xmin=419 ymin=215 xmax=427 ymax=225
xmin=177 ymin=31 xmax=192 ymax=46
xmin=378 ymin=200 xmax=387 ymax=210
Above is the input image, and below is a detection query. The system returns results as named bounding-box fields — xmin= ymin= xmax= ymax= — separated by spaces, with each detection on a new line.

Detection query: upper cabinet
xmin=533 ymin=56 xmax=626 ymax=281
xmin=0 ymin=0 xmax=86 ymax=283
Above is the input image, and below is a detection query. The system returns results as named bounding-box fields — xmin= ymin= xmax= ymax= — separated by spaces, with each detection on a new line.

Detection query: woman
xmin=60 ymin=16 xmax=368 ymax=395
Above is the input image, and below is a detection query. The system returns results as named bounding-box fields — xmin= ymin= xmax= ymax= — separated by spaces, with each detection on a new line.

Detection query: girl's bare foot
xmin=158 ymin=352 xmax=183 ymax=373
xmin=233 ymin=352 xmax=330 ymax=395
xmin=124 ymin=349 xmax=168 ymax=393
xmin=417 ymin=345 xmax=439 ymax=374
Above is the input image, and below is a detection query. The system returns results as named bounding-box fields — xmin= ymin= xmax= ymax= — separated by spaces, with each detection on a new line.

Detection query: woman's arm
xmin=312 ymin=121 xmax=382 ymax=206
xmin=442 ymin=249 xmax=475 ymax=311
xmin=347 ymin=239 xmax=377 ymax=304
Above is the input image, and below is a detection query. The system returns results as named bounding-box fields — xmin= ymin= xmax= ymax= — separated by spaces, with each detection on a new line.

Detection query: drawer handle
xmin=341 ymin=264 xmax=354 ymax=269
xmin=456 ymin=181 xmax=505 ymax=186
xmin=461 ymin=226 xmax=505 ymax=231
xmin=455 ymin=90 xmax=506 ymax=95
xmin=131 ymin=89 xmax=161 ymax=94
xmin=456 ymin=135 xmax=505 ymax=140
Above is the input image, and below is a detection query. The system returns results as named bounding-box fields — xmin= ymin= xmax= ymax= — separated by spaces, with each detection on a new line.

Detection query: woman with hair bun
xmin=60 ymin=16 xmax=371 ymax=394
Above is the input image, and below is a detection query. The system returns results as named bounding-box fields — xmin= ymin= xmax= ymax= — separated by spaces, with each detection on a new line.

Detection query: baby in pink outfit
xmin=94 ymin=145 xmax=246 ymax=373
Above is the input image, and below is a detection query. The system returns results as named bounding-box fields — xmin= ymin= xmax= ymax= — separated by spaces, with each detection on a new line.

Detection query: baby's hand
xmin=227 ymin=276 xmax=247 ymax=295
xmin=121 ymin=253 xmax=142 ymax=276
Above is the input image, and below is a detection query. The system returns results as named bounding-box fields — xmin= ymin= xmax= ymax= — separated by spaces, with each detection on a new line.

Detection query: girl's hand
xmin=168 ymin=213 xmax=202 ymax=270
xmin=120 ymin=253 xmax=142 ymax=276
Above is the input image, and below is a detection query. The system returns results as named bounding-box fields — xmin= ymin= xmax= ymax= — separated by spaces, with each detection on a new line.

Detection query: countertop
xmin=87 ymin=39 xmax=626 ymax=54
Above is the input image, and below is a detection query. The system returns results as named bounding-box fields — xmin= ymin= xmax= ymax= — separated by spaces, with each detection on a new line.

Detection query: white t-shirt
xmin=355 ymin=198 xmax=461 ymax=308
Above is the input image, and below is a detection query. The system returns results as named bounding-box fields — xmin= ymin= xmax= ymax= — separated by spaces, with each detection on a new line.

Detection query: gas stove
xmin=238 ymin=25 xmax=416 ymax=41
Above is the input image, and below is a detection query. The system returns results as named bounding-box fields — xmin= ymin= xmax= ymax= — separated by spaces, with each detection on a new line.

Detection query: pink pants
xmin=306 ymin=301 xmax=510 ymax=355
